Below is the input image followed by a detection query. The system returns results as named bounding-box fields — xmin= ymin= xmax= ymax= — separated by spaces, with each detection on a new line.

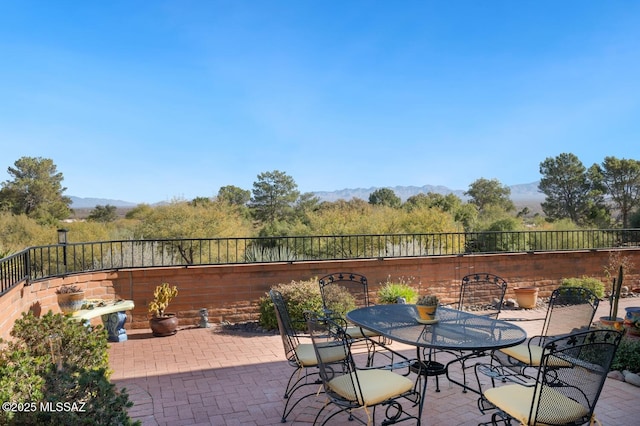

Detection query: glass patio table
xmin=346 ymin=304 xmax=527 ymax=396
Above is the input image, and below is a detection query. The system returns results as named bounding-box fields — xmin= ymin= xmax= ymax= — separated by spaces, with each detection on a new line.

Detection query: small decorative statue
xmin=199 ymin=308 xmax=211 ymax=328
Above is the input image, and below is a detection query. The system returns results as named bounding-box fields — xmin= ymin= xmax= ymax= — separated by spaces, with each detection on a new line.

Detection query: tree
xmin=404 ymin=193 xmax=430 ymax=210
xmin=395 ymin=205 xmax=459 ymax=235
xmin=368 ymin=188 xmax=401 ymax=208
xmin=303 ymin=198 xmax=376 ymax=235
xmin=464 ymin=178 xmax=514 ymax=212
xmin=137 ymin=201 xmax=250 ymax=240
xmin=292 ymin=192 xmax=320 ymax=225
xmin=589 ymin=156 xmax=640 ymax=228
xmin=217 ymin=185 xmax=251 ymax=206
xmin=87 ymin=204 xmax=118 ymax=222
xmin=454 ymin=203 xmax=479 ymax=232
xmin=124 ymin=203 xmax=154 ymax=220
xmin=404 ymin=192 xmax=462 ymax=213
xmin=0 ymin=212 xmax=53 ymax=252
xmin=190 ymin=197 xmax=213 ymax=207
xmin=135 ymin=200 xmax=252 ymax=263
xmin=249 ymin=170 xmax=300 ymax=225
xmin=538 ymin=153 xmax=606 ymax=226
xmin=0 ymin=157 xmax=72 ymax=224
xmin=630 ymin=208 xmax=640 ymax=228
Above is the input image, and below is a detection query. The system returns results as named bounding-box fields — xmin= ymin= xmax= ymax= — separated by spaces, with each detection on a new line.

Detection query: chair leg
xmin=461 ymin=358 xmax=468 ymax=393
xmin=282 ymin=388 xmax=320 ymax=422
xmin=491 ymin=410 xmax=513 ymax=425
xmin=281 ymin=367 xmax=322 ymax=422
xmin=366 ymin=338 xmax=377 ymax=367
xmin=316 ymin=404 xmax=354 ymax=426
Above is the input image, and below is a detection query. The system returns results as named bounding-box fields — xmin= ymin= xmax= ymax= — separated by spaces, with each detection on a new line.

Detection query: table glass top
xmin=346 ymin=304 xmax=527 ymax=351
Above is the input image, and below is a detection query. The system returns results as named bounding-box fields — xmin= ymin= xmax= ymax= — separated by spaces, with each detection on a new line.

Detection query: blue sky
xmin=1 ymin=1 xmax=639 ymax=204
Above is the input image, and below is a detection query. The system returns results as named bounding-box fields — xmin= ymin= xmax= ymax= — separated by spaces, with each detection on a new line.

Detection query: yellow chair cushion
xmin=346 ymin=326 xmax=381 ymax=338
xmin=500 ymin=344 xmax=543 ymax=365
xmin=295 ymin=343 xmax=346 ymax=367
xmin=499 ymin=344 xmax=572 ymax=367
xmin=484 ymin=384 xmax=589 ymax=425
xmin=328 ymin=369 xmax=414 ymax=406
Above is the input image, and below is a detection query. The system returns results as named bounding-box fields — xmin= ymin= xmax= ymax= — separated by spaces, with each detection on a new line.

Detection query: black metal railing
xmin=1 ymin=229 xmax=639 ymax=296
xmin=0 ymin=250 xmax=30 ymax=295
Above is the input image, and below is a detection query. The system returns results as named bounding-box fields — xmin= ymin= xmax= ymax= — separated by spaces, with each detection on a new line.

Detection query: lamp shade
xmin=57 ymin=229 xmax=68 ymax=244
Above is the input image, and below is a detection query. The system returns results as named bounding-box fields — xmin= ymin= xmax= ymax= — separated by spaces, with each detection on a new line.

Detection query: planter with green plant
xmin=600 ymin=251 xmax=636 ymax=331
xmin=599 ymin=265 xmax=625 ymax=331
xmin=148 ymin=282 xmax=179 ymax=337
xmin=377 ymin=276 xmax=419 ymax=304
xmin=56 ymin=285 xmax=85 ymax=314
xmin=416 ymin=294 xmax=439 ymax=322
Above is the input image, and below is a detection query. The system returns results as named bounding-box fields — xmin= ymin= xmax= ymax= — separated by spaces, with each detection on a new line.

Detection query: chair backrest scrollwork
xmin=459 ymin=273 xmax=508 ymax=318
xmin=318 ymin=272 xmax=370 ymax=312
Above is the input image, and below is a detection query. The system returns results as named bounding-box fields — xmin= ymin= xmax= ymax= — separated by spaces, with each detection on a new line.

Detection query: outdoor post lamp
xmin=57 ymin=228 xmax=68 ymax=272
xmin=57 ymin=228 xmax=68 ymax=245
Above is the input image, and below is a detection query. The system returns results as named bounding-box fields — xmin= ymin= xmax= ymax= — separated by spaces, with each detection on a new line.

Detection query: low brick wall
xmin=0 ymin=272 xmax=118 ymax=341
xmin=2 ymin=249 xmax=639 ymax=340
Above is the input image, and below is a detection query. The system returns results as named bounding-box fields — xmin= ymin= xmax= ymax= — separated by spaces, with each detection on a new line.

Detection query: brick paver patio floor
xmin=109 ymin=298 xmax=640 ymax=425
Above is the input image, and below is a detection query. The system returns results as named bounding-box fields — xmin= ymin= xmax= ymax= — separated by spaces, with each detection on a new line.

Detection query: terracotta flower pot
xmin=149 ymin=314 xmax=178 ymax=337
xmin=514 ymin=287 xmax=538 ymax=309
xmin=416 ymin=305 xmax=437 ymax=321
xmin=599 ymin=316 xmax=625 ymax=332
xmin=57 ymin=291 xmax=86 ymax=314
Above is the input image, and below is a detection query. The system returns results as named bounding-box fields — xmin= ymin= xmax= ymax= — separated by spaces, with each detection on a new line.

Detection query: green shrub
xmin=258 ymin=277 xmax=355 ymax=330
xmin=0 ymin=311 xmax=139 ymax=425
xmin=321 ymin=285 xmax=357 ymax=318
xmin=611 ymin=337 xmax=640 ymax=373
xmin=560 ymin=276 xmax=605 ymax=299
xmin=377 ymin=276 xmax=419 ymax=304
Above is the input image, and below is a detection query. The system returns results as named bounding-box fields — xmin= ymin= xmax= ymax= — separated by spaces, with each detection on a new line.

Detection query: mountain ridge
xmin=313 ymin=182 xmax=542 ymax=203
xmin=70 ymin=181 xmax=543 ymax=208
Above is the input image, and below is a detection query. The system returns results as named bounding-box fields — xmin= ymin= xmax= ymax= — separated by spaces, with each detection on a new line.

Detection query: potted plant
xmin=377 ymin=276 xmax=419 ymax=304
xmin=416 ymin=294 xmax=439 ymax=321
xmin=56 ymin=285 xmax=85 ymax=314
xmin=148 ymin=282 xmax=179 ymax=337
xmin=599 ymin=265 xmax=625 ymax=331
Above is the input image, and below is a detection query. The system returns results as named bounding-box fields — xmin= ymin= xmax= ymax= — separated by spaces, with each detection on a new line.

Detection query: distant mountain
xmin=70 ymin=196 xmax=137 ymax=209
xmin=508 ymin=182 xmax=543 ymax=201
xmin=69 ymin=182 xmax=544 ymax=208
xmin=313 ymin=185 xmax=464 ymax=202
xmin=312 ymin=182 xmax=543 ymax=202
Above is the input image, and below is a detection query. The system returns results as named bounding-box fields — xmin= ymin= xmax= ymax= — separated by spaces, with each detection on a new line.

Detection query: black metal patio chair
xmin=270 ymin=289 xmax=345 ymax=422
xmin=318 ymin=272 xmax=389 ymax=364
xmin=305 ymin=311 xmax=423 ymax=425
xmin=477 ymin=329 xmax=623 ymax=426
xmin=492 ymin=286 xmax=599 ymax=377
xmin=458 ymin=273 xmax=508 ymax=318
xmin=421 ymin=273 xmax=508 ymax=392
